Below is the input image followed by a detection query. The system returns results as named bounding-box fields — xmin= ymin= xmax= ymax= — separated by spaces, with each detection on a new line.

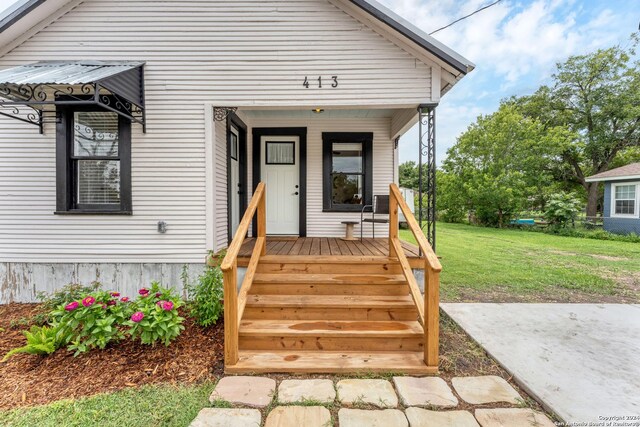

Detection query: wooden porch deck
xmin=237 ymin=237 xmax=424 ymax=268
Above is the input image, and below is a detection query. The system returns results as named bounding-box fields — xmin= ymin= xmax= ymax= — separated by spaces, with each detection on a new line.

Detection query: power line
xmin=429 ymin=0 xmax=503 ymax=35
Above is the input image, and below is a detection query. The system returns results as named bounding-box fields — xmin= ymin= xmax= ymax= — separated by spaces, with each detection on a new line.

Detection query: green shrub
xmin=184 ymin=265 xmax=224 ymax=327
xmin=544 ymin=193 xmax=581 ymax=228
xmin=37 ymin=282 xmax=102 ymax=313
xmin=50 ymin=290 xmax=132 ymax=356
xmin=546 ymin=227 xmax=640 ymax=243
xmin=125 ymin=282 xmax=185 ymax=346
xmin=49 ymin=283 xmax=185 ymax=355
xmin=2 ymin=325 xmax=66 ymax=361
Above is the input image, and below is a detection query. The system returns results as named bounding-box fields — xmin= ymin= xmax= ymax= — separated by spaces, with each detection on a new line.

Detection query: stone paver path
xmin=277 ymin=379 xmax=335 ymax=404
xmin=190 ymin=408 xmax=261 ymax=427
xmin=337 ymin=379 xmax=398 ymax=408
xmin=475 ymin=408 xmax=556 ymax=427
xmin=209 ymin=376 xmax=275 ymax=408
xmin=264 ymin=406 xmax=330 ymax=427
xmin=452 ymin=376 xmax=522 ymax=405
xmin=405 ymin=408 xmax=479 ymax=427
xmin=190 ymin=375 xmax=557 ymax=426
xmin=393 ymin=376 xmax=458 ymax=407
xmin=339 ymin=408 xmax=408 ymax=427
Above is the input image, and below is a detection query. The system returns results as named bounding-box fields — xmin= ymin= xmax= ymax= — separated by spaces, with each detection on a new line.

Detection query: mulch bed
xmin=0 ymin=303 xmax=224 ymax=410
xmin=0 ymin=304 xmax=544 ymax=416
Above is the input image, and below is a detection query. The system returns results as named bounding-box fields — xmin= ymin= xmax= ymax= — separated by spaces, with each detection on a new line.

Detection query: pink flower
xmin=131 ymin=311 xmax=144 ymax=323
xmin=161 ymin=301 xmax=174 ymax=311
xmin=138 ymin=288 xmax=149 ymax=296
xmin=65 ymin=301 xmax=79 ymax=311
xmin=121 ymin=297 xmax=130 ymax=302
xmin=107 ymin=300 xmax=116 ymax=306
xmin=155 ymin=292 xmax=162 ymax=298
xmin=110 ymin=292 xmax=120 ymax=297
xmin=100 ymin=303 xmax=107 ymax=309
xmin=81 ymin=296 xmax=95 ymax=307
xmin=156 ymin=300 xmax=165 ymax=307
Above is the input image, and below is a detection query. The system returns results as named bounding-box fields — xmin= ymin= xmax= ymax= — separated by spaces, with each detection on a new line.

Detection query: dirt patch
xmin=0 ymin=303 xmax=224 ymax=410
xmin=589 ymin=254 xmax=629 ymax=261
xmin=546 ymin=249 xmax=630 ymax=262
xmin=443 ymin=285 xmax=640 ymax=304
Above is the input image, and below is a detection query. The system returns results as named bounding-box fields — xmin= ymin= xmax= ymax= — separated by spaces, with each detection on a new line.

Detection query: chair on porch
xmin=360 ymin=195 xmax=390 ymax=240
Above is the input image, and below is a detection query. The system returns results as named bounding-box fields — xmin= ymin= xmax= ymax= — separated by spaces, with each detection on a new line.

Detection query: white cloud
xmin=385 ymin=0 xmax=635 ymax=164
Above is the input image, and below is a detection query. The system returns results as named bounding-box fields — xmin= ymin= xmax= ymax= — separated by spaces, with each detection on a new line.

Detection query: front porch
xmin=238 ymin=237 xmax=425 ymax=268
xmin=221 ymin=182 xmax=442 ymax=375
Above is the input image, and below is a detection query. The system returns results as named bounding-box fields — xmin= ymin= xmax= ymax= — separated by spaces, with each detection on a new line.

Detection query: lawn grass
xmin=0 ymin=382 xmax=215 ymax=427
xmin=400 ymin=222 xmax=640 ymax=302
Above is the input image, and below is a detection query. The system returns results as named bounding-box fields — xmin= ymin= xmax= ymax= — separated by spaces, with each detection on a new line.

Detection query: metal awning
xmin=0 ymin=60 xmax=146 ymax=133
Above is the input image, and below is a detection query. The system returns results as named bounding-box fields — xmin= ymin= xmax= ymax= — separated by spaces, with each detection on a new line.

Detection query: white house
xmin=0 ymin=0 xmax=473 ymax=304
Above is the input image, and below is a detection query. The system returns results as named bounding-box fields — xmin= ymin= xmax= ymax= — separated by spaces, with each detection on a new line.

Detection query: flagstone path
xmin=189 ymin=374 xmax=556 ymax=426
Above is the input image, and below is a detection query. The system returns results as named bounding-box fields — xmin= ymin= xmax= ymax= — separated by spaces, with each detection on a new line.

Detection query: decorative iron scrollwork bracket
xmin=213 ymin=107 xmax=238 ymax=122
xmin=0 ymin=82 xmax=146 ymax=134
xmin=418 ymin=104 xmax=438 ymax=251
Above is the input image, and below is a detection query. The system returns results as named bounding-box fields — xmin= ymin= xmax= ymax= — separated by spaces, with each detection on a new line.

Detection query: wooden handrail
xmin=221 ymin=182 xmax=266 ymax=272
xmin=389 ymin=183 xmax=440 ymax=369
xmin=220 ymin=182 xmax=266 ymax=366
xmin=389 ymin=183 xmax=441 ymax=272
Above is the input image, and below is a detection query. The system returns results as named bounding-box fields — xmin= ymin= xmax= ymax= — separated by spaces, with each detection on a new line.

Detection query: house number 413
xmin=303 ymin=76 xmax=338 ymax=88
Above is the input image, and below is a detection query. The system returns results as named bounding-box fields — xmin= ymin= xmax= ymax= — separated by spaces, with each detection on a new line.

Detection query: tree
xmin=442 ymin=104 xmax=563 ymax=227
xmin=517 ymin=35 xmax=640 ymax=216
xmin=399 ymin=161 xmax=420 ymax=190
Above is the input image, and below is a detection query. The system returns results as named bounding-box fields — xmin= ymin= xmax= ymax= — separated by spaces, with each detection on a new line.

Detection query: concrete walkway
xmin=442 ymin=303 xmax=640 ymax=425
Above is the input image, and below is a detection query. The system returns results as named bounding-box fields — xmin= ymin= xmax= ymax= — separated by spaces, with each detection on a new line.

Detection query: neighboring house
xmin=586 ymin=163 xmax=640 ymax=235
xmin=0 ymin=0 xmax=473 ymax=304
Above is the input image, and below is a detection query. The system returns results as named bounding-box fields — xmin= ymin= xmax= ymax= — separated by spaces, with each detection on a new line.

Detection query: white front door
xmin=261 ymin=135 xmax=300 ymax=235
xmin=229 ymin=125 xmax=240 ymax=237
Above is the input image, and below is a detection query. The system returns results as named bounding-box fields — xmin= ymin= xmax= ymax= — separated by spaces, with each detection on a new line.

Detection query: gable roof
xmin=585 ymin=163 xmax=640 ymax=182
xmin=0 ymin=0 xmax=474 ymax=76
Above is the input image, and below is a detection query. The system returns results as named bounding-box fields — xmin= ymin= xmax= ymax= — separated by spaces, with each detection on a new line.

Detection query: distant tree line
xmin=400 ymin=34 xmax=640 ymax=227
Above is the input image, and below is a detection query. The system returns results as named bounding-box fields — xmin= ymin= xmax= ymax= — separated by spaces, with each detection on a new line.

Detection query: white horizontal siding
xmin=246 ymin=115 xmax=394 ymax=238
xmin=0 ymin=0 xmax=432 ymax=263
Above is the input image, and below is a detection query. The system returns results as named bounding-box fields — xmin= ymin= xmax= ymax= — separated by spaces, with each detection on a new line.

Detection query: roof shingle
xmin=585 ymin=163 xmax=640 ymax=182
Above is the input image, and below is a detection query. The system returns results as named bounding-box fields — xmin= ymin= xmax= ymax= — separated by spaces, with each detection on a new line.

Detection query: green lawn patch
xmin=400 ymin=222 xmax=640 ymax=302
xmin=0 ymin=382 xmax=214 ymax=427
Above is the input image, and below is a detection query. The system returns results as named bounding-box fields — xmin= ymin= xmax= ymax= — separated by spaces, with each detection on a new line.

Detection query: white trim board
xmin=586 ymin=174 xmax=640 ymax=183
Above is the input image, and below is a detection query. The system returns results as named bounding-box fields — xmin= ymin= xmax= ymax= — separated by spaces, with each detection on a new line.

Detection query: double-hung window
xmin=56 ymin=106 xmax=132 ymax=214
xmin=322 ymin=132 xmax=373 ymax=212
xmin=612 ymin=183 xmax=638 ymax=217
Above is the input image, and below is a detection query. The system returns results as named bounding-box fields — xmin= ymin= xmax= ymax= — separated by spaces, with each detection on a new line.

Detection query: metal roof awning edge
xmin=348 ymin=0 xmax=475 ymax=76
xmin=0 ymin=60 xmax=146 ymax=134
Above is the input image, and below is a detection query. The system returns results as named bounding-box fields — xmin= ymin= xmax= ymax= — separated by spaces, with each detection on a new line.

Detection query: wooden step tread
xmin=239 ymin=320 xmax=423 ymax=337
xmin=253 ymin=273 xmax=407 ymax=285
xmin=246 ymin=294 xmax=415 ymax=308
xmin=226 ymin=350 xmax=436 ymax=374
xmin=259 ymin=255 xmax=399 ymax=264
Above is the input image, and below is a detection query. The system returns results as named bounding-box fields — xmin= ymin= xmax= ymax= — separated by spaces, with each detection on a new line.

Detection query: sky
xmin=379 ymin=0 xmax=639 ymax=165
xmin=1 ymin=0 xmax=637 ymax=165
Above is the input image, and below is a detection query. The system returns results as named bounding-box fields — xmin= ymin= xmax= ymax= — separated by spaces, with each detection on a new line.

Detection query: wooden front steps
xmin=231 ymin=256 xmax=434 ymax=374
xmin=226 ymin=350 xmax=436 ymax=374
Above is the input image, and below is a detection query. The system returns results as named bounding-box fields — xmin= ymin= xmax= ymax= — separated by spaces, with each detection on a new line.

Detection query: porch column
xmin=418 ymin=104 xmax=437 ymax=251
